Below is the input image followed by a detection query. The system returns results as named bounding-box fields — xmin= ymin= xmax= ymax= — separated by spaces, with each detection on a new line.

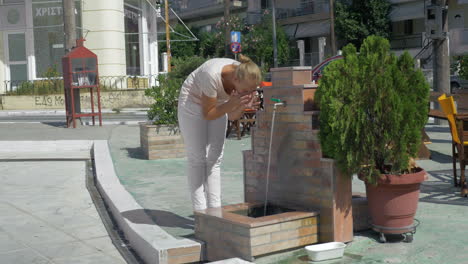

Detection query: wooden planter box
xmin=139 ymin=122 xmax=185 ymax=160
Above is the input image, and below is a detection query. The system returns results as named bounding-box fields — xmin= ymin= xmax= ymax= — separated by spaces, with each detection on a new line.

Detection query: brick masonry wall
xmin=139 ymin=122 xmax=185 ymax=160
xmin=352 ymin=192 xmax=370 ymax=232
xmin=243 ymin=67 xmax=353 ymax=243
xmin=195 ymin=212 xmax=318 ymax=261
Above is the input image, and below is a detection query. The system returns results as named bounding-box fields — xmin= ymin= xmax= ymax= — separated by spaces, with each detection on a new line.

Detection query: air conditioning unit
xmin=425 ymin=4 xmax=445 ymax=39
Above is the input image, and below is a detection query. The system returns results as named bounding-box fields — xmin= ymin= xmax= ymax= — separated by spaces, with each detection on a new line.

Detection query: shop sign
xmin=35 ymin=6 xmax=63 ymax=17
xmin=124 ymin=7 xmax=140 ymax=24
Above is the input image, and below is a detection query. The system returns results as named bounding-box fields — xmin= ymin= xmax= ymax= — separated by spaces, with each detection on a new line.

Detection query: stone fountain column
xmin=243 ymin=66 xmax=353 ymax=243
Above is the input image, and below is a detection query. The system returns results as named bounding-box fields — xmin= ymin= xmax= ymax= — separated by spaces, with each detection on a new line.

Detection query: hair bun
xmin=238 ymin=54 xmax=252 ymax=64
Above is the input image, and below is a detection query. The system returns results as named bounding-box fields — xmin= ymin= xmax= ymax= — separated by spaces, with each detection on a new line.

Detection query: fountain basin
xmin=195 ymin=202 xmax=318 ymax=261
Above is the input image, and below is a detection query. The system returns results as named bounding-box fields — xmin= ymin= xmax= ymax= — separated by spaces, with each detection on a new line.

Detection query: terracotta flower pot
xmin=364 ymin=168 xmax=427 ymax=234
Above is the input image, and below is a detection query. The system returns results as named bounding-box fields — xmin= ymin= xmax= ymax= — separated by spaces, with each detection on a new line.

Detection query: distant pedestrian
xmin=178 ymin=55 xmax=261 ymax=211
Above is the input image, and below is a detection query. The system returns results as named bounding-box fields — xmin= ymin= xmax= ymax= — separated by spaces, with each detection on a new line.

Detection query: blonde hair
xmin=235 ymin=54 xmax=262 ymax=85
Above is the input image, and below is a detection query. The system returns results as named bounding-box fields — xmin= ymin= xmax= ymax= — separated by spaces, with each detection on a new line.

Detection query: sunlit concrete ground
xmin=0 ymin=122 xmax=466 ymax=264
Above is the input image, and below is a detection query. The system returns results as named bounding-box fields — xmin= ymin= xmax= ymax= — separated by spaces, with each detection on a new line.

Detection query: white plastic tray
xmin=305 ymin=242 xmax=346 ymax=262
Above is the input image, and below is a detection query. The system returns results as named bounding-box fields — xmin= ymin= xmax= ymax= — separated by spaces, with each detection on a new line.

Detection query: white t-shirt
xmin=178 ymin=58 xmax=239 ymax=110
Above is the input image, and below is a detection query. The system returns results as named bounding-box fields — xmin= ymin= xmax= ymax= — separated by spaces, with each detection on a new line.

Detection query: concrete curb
xmin=0 ymin=108 xmax=149 ymax=117
xmin=83 ymin=120 xmax=146 ymax=126
xmin=0 ymin=121 xmax=147 ymax=126
xmin=0 ymin=140 xmax=92 ymax=160
xmin=93 ymin=141 xmax=202 ymax=264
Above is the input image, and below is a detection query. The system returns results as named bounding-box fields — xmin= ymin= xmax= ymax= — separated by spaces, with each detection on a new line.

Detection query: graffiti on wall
xmin=32 ymin=91 xmax=154 ymax=108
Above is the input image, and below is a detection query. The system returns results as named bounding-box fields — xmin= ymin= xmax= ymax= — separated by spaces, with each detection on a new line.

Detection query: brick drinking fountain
xmin=195 ymin=67 xmax=354 ymax=262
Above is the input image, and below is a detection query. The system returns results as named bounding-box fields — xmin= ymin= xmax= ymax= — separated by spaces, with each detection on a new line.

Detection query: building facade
xmin=0 ymin=0 xmax=162 ymax=93
xmin=174 ymin=0 xmax=468 ymax=66
xmin=1 ymin=0 xmax=467 ymax=94
xmin=389 ymin=0 xmax=468 ymax=58
xmin=173 ymin=0 xmax=333 ymax=67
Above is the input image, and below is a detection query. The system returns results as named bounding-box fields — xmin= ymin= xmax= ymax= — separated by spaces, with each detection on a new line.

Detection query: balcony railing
xmin=390 ymin=33 xmax=423 ymax=49
xmin=276 ymin=0 xmax=329 ymax=20
xmin=281 ymin=52 xmax=321 ymax=68
xmin=172 ymin=0 xmax=245 ymax=14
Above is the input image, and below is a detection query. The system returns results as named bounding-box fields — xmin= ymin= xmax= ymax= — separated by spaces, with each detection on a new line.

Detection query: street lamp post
xmin=165 ymin=0 xmax=171 ymax=72
xmin=271 ymin=0 xmax=278 ymax=68
xmin=329 ymin=0 xmax=337 ymax=55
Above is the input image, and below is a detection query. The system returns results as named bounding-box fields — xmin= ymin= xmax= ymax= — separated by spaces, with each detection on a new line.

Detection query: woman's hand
xmin=227 ymin=91 xmax=251 ymax=111
xmin=227 ymin=103 xmax=246 ymax=121
xmin=245 ymin=92 xmax=261 ymax=110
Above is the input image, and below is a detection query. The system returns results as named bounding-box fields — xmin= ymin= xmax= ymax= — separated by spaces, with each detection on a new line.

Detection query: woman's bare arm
xmin=201 ymin=93 xmax=249 ymax=120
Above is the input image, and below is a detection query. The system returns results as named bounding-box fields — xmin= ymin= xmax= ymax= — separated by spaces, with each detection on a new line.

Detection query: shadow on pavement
xmin=353 ymin=229 xmax=410 ymax=244
xmin=428 ymin=150 xmax=453 ymax=164
xmin=429 ymin=138 xmax=452 ymax=144
xmin=425 ymin=126 xmax=451 ymax=133
xmin=42 ymin=121 xmax=67 ymax=128
xmin=121 ymin=209 xmax=194 ymax=230
xmin=124 ymin=147 xmax=146 ymax=160
xmin=420 ymin=170 xmax=468 ymax=206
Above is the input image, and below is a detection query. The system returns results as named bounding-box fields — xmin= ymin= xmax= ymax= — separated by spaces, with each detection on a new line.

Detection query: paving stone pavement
xmin=1 ymin=122 xmax=468 ymax=264
xmin=0 ymin=161 xmax=126 ymax=264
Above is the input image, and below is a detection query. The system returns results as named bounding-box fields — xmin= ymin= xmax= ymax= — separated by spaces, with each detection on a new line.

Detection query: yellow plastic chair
xmin=438 ymin=94 xmax=468 ymax=196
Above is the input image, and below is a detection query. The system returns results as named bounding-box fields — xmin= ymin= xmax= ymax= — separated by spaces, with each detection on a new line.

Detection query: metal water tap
xmin=271 ymin=98 xmax=286 ymax=110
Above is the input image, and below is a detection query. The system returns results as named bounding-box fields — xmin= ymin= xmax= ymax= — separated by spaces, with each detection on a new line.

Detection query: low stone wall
xmin=195 ymin=203 xmax=318 ymax=261
xmin=0 ymin=89 xmax=154 ymax=110
xmin=454 ymin=90 xmax=468 ymax=111
xmin=352 ymin=193 xmax=370 ymax=232
xmin=140 ymin=122 xmax=185 ymax=160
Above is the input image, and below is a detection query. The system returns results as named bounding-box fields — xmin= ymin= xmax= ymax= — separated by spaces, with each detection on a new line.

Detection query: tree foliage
xmin=159 ymin=23 xmax=198 ymax=58
xmin=316 ymin=36 xmax=430 ymax=183
xmin=145 ymin=56 xmax=207 ymax=125
xmin=335 ymin=0 xmax=391 ymax=49
xmin=180 ymin=12 xmax=292 ymax=72
xmin=163 ymin=12 xmax=293 ymax=73
xmin=459 ymin=55 xmax=468 ymax=80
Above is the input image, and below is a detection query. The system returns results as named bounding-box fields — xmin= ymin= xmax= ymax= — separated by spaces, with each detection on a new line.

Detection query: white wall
xmin=0 ymin=32 xmax=5 ymax=94
xmin=449 ymin=1 xmax=468 ymax=28
xmin=82 ymin=0 xmax=126 ymax=77
xmin=275 ymin=0 xmax=301 ymax=9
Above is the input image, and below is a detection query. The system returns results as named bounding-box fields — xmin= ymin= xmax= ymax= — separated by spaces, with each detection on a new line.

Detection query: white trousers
xmin=178 ymin=102 xmax=227 ymax=211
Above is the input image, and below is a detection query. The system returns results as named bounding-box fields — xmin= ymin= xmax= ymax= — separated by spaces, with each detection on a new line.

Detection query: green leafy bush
xmin=145 ymin=56 xmax=207 ymax=125
xmin=335 ymin=0 xmax=391 ymax=49
xmin=316 ymin=36 xmax=430 ymax=183
xmin=459 ymin=55 xmax=468 ymax=80
xmin=6 ymin=79 xmax=64 ymax=96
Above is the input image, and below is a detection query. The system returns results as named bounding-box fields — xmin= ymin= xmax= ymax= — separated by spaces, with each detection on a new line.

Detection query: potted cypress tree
xmin=140 ymin=56 xmax=206 ymax=159
xmin=316 ymin=36 xmax=430 ymax=242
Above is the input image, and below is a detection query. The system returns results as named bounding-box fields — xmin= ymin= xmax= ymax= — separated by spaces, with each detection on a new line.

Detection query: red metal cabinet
xmin=62 ymin=39 xmax=102 ymax=128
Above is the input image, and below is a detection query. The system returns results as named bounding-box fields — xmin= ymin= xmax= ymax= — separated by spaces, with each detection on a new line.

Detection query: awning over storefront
xmin=283 ymin=24 xmax=298 ymax=38
xmin=285 ymin=20 xmax=330 ymax=39
xmin=390 ymin=1 xmax=425 ymax=22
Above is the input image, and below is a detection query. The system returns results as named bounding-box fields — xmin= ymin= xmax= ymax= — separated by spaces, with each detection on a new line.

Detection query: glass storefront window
xmin=7 ymin=32 xmax=27 ymax=81
xmin=5 ymin=0 xmax=25 ymax=3
xmin=125 ymin=0 xmax=142 ymax=76
xmin=32 ymin=0 xmax=82 ymax=78
xmin=8 ymin=33 xmax=26 ymax=61
xmin=10 ymin=64 xmax=28 ymax=81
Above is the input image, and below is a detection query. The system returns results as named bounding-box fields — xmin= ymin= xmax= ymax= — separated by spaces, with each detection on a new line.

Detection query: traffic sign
xmin=231 ymin=31 xmax=241 ymax=43
xmin=230 ymin=42 xmax=241 ymax=53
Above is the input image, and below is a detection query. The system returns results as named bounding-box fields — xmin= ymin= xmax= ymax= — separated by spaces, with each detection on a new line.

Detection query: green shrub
xmin=6 ymin=79 xmax=64 ymax=96
xmin=316 ymin=36 xmax=430 ymax=183
xmin=459 ymin=55 xmax=468 ymax=81
xmin=145 ymin=56 xmax=207 ymax=125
